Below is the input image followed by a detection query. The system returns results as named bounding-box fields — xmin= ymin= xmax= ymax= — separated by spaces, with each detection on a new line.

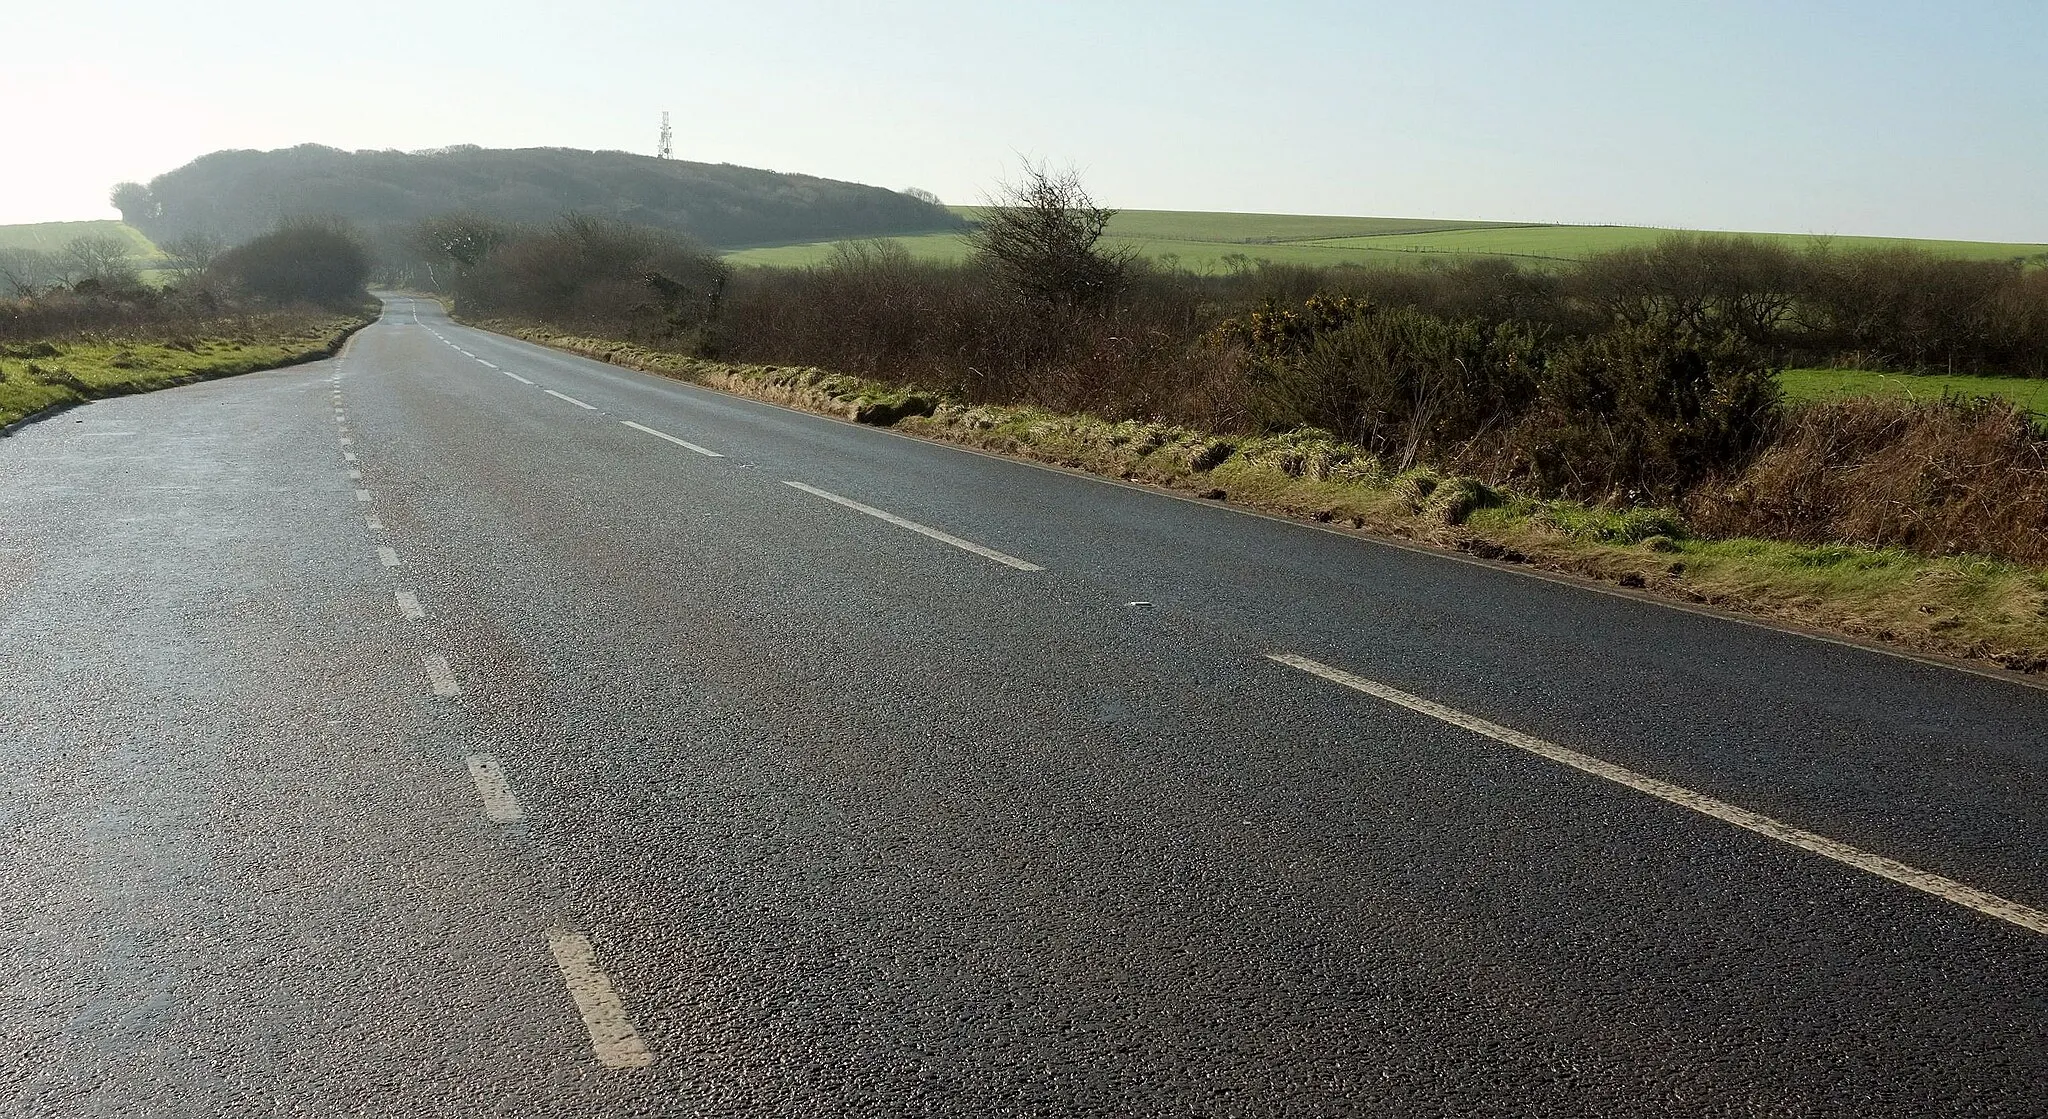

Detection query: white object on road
xmin=462 ymin=753 xmax=525 ymax=823
xmin=394 ymin=589 xmax=426 ymax=620
xmin=545 ymin=928 xmax=655 ymax=1069
xmin=1268 ymin=652 xmax=2048 ymax=937
xmin=621 ymin=420 xmax=722 ymax=458
xmin=783 ymin=481 xmax=1043 ymax=572
xmin=422 ymin=654 xmax=462 ymax=697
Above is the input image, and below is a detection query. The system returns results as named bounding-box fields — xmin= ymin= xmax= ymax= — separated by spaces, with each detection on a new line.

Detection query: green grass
xmin=1781 ymin=367 xmax=2048 ymax=414
xmin=723 ymin=206 xmax=2048 ymax=272
xmin=0 ymin=220 xmax=162 ymax=259
xmin=0 ymin=314 xmax=368 ymax=428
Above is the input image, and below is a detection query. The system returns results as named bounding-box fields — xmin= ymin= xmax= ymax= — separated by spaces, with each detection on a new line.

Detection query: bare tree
xmin=163 ymin=232 xmax=226 ymax=282
xmin=64 ymin=234 xmax=136 ymax=284
xmin=900 ymin=186 xmax=944 ymax=206
xmin=968 ymin=161 xmax=1132 ymax=313
xmin=0 ymin=249 xmax=60 ymax=297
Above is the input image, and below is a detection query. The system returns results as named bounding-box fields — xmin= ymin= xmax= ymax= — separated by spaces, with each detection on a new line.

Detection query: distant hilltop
xmin=111 ymin=144 xmax=963 ymax=249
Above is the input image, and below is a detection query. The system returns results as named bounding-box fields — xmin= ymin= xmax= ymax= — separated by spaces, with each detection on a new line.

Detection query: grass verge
xmin=479 ymin=321 xmax=2048 ymax=678
xmin=0 ymin=312 xmax=372 ymax=429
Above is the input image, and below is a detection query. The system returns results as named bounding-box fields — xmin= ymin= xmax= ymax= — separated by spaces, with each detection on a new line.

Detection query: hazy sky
xmin=8 ymin=0 xmax=2044 ymax=241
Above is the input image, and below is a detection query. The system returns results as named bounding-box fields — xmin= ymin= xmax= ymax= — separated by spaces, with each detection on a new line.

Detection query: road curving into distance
xmin=2 ymin=294 xmax=2044 ymax=1116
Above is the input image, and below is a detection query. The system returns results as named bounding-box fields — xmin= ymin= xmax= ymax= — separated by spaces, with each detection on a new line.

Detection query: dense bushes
xmin=453 ymin=214 xmax=2048 ymax=565
xmin=211 ymin=222 xmax=370 ymax=307
xmin=454 ymin=216 xmax=728 ymax=348
xmin=0 ymin=220 xmax=371 ymax=343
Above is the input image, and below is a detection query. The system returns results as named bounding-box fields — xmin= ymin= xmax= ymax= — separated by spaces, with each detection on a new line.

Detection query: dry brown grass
xmin=1691 ymin=396 xmax=2048 ymax=566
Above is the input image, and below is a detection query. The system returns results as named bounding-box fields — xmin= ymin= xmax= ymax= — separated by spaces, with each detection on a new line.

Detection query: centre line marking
xmin=620 ymin=420 xmax=722 ymax=458
xmin=477 ymin=360 xmax=498 ymax=369
xmin=365 ymin=513 xmax=383 ymax=530
xmin=502 ymin=370 xmax=534 ymax=385
xmin=782 ymin=481 xmax=1042 ymax=571
xmin=422 ymin=654 xmax=462 ymax=697
xmin=545 ymin=928 xmax=654 ymax=1069
xmin=544 ymin=389 xmax=597 ymax=410
xmin=340 ymin=437 xmax=353 ymax=446
xmin=356 ymin=489 xmax=373 ymax=502
xmin=347 ymin=469 xmax=361 ymax=481
xmin=377 ymin=546 xmax=400 ymax=568
xmin=463 ymin=753 xmax=525 ymax=823
xmin=344 ymin=452 xmax=357 ymax=463
xmin=395 ymin=589 xmax=426 ymax=620
xmin=1267 ymin=652 xmax=2048 ymax=936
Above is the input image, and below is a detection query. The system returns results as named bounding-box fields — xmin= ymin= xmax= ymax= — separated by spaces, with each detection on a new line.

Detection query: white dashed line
xmin=344 ymin=452 xmax=357 ymax=463
xmin=348 ymin=469 xmax=362 ymax=481
xmin=1266 ymin=652 xmax=2048 ymax=937
xmin=366 ymin=513 xmax=383 ymax=531
xmin=377 ymin=546 xmax=400 ymax=568
xmin=502 ymin=370 xmax=534 ymax=385
xmin=782 ymin=481 xmax=1042 ymax=571
xmin=544 ymin=389 xmax=597 ymax=410
xmin=477 ymin=360 xmax=498 ymax=369
xmin=340 ymin=437 xmax=353 ymax=446
xmin=422 ymin=654 xmax=462 ymax=697
xmin=620 ymin=420 xmax=723 ymax=458
xmin=546 ymin=929 xmax=654 ymax=1069
xmin=356 ymin=489 xmax=373 ymax=503
xmin=463 ymin=753 xmax=526 ymax=823
xmin=395 ymin=589 xmax=426 ymax=620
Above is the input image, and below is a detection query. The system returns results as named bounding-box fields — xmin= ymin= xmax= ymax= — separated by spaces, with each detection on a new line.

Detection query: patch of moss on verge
xmin=0 ymin=313 xmax=375 ymax=430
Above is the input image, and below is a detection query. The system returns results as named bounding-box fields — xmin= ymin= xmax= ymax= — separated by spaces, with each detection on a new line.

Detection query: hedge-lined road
xmin=3 ymin=295 xmax=2045 ymax=1117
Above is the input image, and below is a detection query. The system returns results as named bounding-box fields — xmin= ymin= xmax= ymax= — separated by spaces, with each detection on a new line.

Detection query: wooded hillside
xmin=112 ymin=145 xmax=961 ymax=249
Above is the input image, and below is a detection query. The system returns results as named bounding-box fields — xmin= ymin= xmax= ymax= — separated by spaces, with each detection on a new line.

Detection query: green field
xmin=724 ymin=208 xmax=2048 ymax=272
xmin=0 ymin=220 xmax=161 ymax=259
xmin=1782 ymin=368 xmax=2048 ymax=414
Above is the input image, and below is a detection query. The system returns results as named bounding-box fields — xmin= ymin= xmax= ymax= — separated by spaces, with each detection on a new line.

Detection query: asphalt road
xmin=3 ymin=294 xmax=2045 ymax=1117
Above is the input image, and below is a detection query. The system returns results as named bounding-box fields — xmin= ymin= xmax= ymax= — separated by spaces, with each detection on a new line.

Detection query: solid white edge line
xmin=620 ymin=420 xmax=723 ymax=458
xmin=462 ymin=753 xmax=525 ymax=823
xmin=782 ymin=481 xmax=1042 ymax=571
xmin=502 ymin=370 xmax=534 ymax=385
xmin=1266 ymin=652 xmax=2048 ymax=936
xmin=395 ymin=589 xmax=426 ymax=620
xmin=544 ymin=389 xmax=596 ymax=410
xmin=422 ymin=654 xmax=462 ymax=697
xmin=545 ymin=928 xmax=654 ymax=1069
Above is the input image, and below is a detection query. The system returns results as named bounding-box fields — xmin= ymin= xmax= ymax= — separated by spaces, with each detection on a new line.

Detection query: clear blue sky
xmin=8 ymin=0 xmax=2044 ymax=241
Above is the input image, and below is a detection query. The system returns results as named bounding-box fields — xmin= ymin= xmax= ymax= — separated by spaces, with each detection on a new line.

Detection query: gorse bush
xmin=1504 ymin=320 xmax=1782 ymax=501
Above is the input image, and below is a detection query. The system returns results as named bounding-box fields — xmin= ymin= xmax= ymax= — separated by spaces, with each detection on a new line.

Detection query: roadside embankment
xmin=0 ymin=311 xmax=373 ymax=431
xmin=480 ymin=322 xmax=2048 ymax=678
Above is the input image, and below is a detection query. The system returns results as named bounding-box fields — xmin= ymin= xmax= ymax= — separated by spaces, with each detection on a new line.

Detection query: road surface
xmin=3 ymin=295 xmax=2045 ymax=1116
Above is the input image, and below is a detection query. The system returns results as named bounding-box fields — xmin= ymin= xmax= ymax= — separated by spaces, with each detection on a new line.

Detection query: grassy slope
xmin=475 ymin=320 xmax=2048 ymax=678
xmin=723 ymin=207 xmax=2048 ymax=271
xmin=0 ymin=220 xmax=162 ymax=258
xmin=0 ymin=313 xmax=370 ymax=428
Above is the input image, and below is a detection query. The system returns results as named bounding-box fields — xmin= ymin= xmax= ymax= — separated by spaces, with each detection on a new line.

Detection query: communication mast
xmin=658 ymin=112 xmax=673 ymax=159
